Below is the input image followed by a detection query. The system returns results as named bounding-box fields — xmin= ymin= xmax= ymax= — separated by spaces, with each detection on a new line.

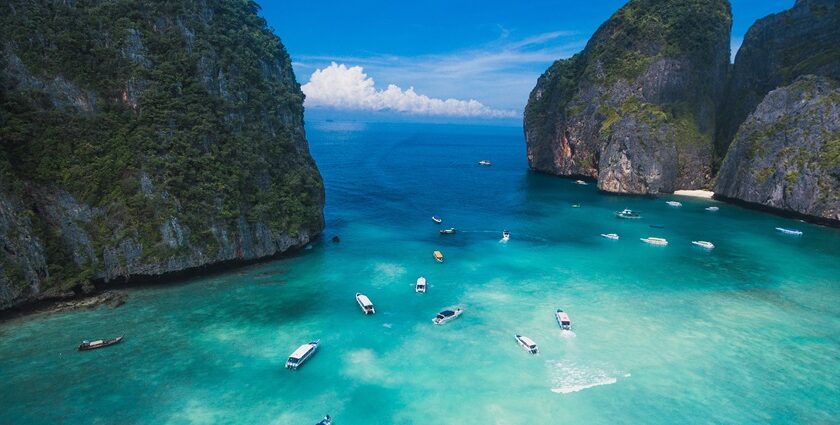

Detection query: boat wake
xmin=560 ymin=330 xmax=576 ymax=338
xmin=548 ymin=361 xmax=625 ymax=394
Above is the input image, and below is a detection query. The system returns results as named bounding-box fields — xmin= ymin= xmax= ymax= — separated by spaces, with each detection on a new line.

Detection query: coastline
xmin=673 ymin=189 xmax=715 ymax=199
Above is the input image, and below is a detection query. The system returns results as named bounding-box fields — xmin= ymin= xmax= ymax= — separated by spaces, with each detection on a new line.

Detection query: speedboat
xmin=666 ymin=201 xmax=682 ymax=207
xmin=692 ymin=240 xmax=715 ymax=249
xmin=432 ymin=215 xmax=442 ymax=224
xmin=316 ymin=415 xmax=332 ymax=425
xmin=78 ymin=336 xmax=123 ymax=351
xmin=356 ymin=293 xmax=375 ymax=314
xmin=776 ymin=227 xmax=803 ymax=235
xmin=705 ymin=206 xmax=719 ymax=212
xmin=502 ymin=230 xmax=510 ymax=241
xmin=439 ymin=227 xmax=457 ymax=235
xmin=615 ymin=209 xmax=641 ymax=219
xmin=433 ymin=250 xmax=444 ymax=263
xmin=640 ymin=237 xmax=668 ymax=246
xmin=478 ymin=160 xmax=492 ymax=166
xmin=600 ymin=233 xmax=619 ymax=240
xmin=416 ymin=276 xmax=427 ymax=293
xmin=572 ymin=204 xmax=581 ymax=208
xmin=574 ymin=180 xmax=588 ymax=185
xmin=433 ymin=308 xmax=462 ymax=325
xmin=285 ymin=340 xmax=320 ymax=370
xmin=555 ymin=309 xmax=572 ymax=330
xmin=514 ymin=334 xmax=539 ymax=354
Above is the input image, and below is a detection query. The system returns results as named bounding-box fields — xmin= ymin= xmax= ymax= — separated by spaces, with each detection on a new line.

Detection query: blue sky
xmin=260 ymin=0 xmax=793 ymax=119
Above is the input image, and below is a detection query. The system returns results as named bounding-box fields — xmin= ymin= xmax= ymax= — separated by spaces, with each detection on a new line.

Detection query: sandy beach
xmin=674 ymin=189 xmax=715 ymax=199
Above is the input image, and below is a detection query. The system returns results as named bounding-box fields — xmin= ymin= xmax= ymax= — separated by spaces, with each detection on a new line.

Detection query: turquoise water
xmin=2 ymin=122 xmax=839 ymax=424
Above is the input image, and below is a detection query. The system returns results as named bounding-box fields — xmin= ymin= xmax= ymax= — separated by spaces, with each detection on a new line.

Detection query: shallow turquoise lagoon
xmin=1 ymin=122 xmax=839 ymax=424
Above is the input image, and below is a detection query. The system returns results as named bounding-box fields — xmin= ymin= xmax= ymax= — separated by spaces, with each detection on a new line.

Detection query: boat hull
xmin=78 ymin=336 xmax=123 ymax=351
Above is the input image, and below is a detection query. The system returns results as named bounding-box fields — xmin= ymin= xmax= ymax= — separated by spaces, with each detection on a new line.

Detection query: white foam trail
xmin=551 ymin=377 xmax=617 ymax=394
xmin=383 ymin=323 xmax=393 ymax=329
xmin=560 ymin=330 xmax=577 ymax=338
xmin=548 ymin=360 xmax=625 ymax=395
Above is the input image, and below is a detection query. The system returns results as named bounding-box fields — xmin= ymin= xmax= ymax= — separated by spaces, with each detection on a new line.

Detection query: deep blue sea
xmin=1 ymin=121 xmax=839 ymax=424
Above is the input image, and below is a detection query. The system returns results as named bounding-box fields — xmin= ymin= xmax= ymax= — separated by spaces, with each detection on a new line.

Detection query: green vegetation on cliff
xmin=0 ymin=0 xmax=323 ymax=300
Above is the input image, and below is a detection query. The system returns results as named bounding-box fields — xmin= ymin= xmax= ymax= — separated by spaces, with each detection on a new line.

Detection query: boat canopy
xmin=289 ymin=344 xmax=313 ymax=360
xmin=557 ymin=312 xmax=570 ymax=322
xmin=434 ymin=251 xmax=443 ymax=258
xmin=417 ymin=277 xmax=426 ymax=285
xmin=357 ymin=294 xmax=373 ymax=307
xmin=440 ymin=310 xmax=455 ymax=317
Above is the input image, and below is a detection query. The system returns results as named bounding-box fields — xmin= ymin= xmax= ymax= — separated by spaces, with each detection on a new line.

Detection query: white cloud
xmin=301 ymin=62 xmax=518 ymax=118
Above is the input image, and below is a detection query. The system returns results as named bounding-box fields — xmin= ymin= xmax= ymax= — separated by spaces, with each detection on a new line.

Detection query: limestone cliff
xmin=0 ymin=0 xmax=324 ymax=309
xmin=716 ymin=0 xmax=840 ymax=161
xmin=524 ymin=0 xmax=731 ymax=194
xmin=715 ymin=76 xmax=840 ymax=222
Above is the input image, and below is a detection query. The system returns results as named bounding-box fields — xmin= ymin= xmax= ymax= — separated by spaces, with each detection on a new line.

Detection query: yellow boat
xmin=433 ymin=250 xmax=444 ymax=263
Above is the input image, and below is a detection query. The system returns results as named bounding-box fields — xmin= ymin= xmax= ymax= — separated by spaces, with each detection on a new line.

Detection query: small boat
xmin=433 ymin=250 xmax=444 ymax=263
xmin=316 ymin=415 xmax=332 ymax=425
xmin=555 ymin=309 xmax=572 ymax=330
xmin=776 ymin=227 xmax=803 ymax=235
xmin=502 ymin=230 xmax=510 ymax=241
xmin=416 ymin=276 xmax=427 ymax=293
xmin=571 ymin=204 xmax=581 ymax=208
xmin=600 ymin=233 xmax=619 ymax=240
xmin=433 ymin=308 xmax=462 ymax=325
xmin=478 ymin=160 xmax=492 ymax=166
xmin=640 ymin=237 xmax=668 ymax=246
xmin=356 ymin=292 xmax=375 ymax=314
xmin=705 ymin=206 xmax=719 ymax=212
xmin=439 ymin=227 xmax=457 ymax=235
xmin=78 ymin=336 xmax=123 ymax=351
xmin=432 ymin=215 xmax=442 ymax=224
xmin=514 ymin=334 xmax=539 ymax=354
xmin=285 ymin=340 xmax=320 ymax=370
xmin=666 ymin=201 xmax=682 ymax=207
xmin=574 ymin=180 xmax=588 ymax=185
xmin=615 ymin=209 xmax=641 ymax=219
xmin=692 ymin=240 xmax=715 ymax=249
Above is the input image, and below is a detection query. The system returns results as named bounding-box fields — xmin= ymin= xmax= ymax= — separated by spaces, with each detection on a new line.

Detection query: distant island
xmin=524 ymin=0 xmax=839 ymax=225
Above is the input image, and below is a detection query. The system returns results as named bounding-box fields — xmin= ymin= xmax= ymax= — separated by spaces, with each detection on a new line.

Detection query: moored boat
xmin=356 ymin=292 xmax=375 ymax=314
xmin=600 ymin=233 xmax=619 ymax=240
xmin=691 ymin=240 xmax=715 ymax=249
xmin=514 ymin=334 xmax=539 ymax=354
xmin=433 ymin=250 xmax=444 ymax=263
xmin=439 ymin=227 xmax=457 ymax=235
xmin=502 ymin=230 xmax=510 ymax=241
xmin=572 ymin=204 xmax=581 ymax=208
xmin=705 ymin=206 xmax=719 ymax=212
xmin=640 ymin=237 xmax=668 ymax=246
xmin=776 ymin=227 xmax=803 ymax=235
xmin=78 ymin=336 xmax=123 ymax=351
xmin=285 ymin=340 xmax=320 ymax=370
xmin=666 ymin=201 xmax=682 ymax=207
xmin=555 ymin=309 xmax=572 ymax=330
xmin=432 ymin=215 xmax=442 ymax=224
xmin=615 ymin=208 xmax=641 ymax=219
xmin=432 ymin=308 xmax=462 ymax=325
xmin=574 ymin=180 xmax=588 ymax=185
xmin=416 ymin=276 xmax=427 ymax=293
xmin=478 ymin=160 xmax=492 ymax=166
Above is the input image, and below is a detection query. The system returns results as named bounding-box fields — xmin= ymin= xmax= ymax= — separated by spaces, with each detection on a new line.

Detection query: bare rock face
xmin=715 ymin=76 xmax=840 ymax=222
xmin=524 ymin=0 xmax=730 ymax=194
xmin=716 ymin=0 xmax=840 ymax=161
xmin=0 ymin=1 xmax=324 ymax=310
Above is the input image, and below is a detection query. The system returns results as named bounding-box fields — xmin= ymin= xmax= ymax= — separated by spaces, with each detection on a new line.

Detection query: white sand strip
xmin=673 ymin=189 xmax=714 ymax=198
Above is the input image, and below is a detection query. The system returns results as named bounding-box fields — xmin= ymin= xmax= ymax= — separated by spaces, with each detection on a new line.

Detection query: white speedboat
xmin=574 ymin=180 xmax=588 ymax=185
xmin=356 ymin=293 xmax=375 ymax=314
xmin=432 ymin=308 xmax=462 ymax=325
xmin=439 ymin=227 xmax=457 ymax=235
xmin=316 ymin=415 xmax=332 ymax=425
xmin=416 ymin=276 xmax=427 ymax=293
xmin=640 ymin=237 xmax=668 ymax=246
xmin=776 ymin=227 xmax=803 ymax=235
xmin=615 ymin=209 xmax=641 ymax=219
xmin=692 ymin=240 xmax=715 ymax=249
xmin=601 ymin=233 xmax=619 ymax=240
xmin=434 ymin=250 xmax=444 ymax=263
xmin=502 ymin=230 xmax=510 ymax=241
xmin=514 ymin=334 xmax=539 ymax=354
xmin=479 ymin=160 xmax=492 ymax=166
xmin=705 ymin=206 xmax=719 ymax=211
xmin=666 ymin=201 xmax=682 ymax=207
xmin=432 ymin=215 xmax=442 ymax=224
xmin=555 ymin=309 xmax=572 ymax=330
xmin=285 ymin=340 xmax=320 ymax=370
